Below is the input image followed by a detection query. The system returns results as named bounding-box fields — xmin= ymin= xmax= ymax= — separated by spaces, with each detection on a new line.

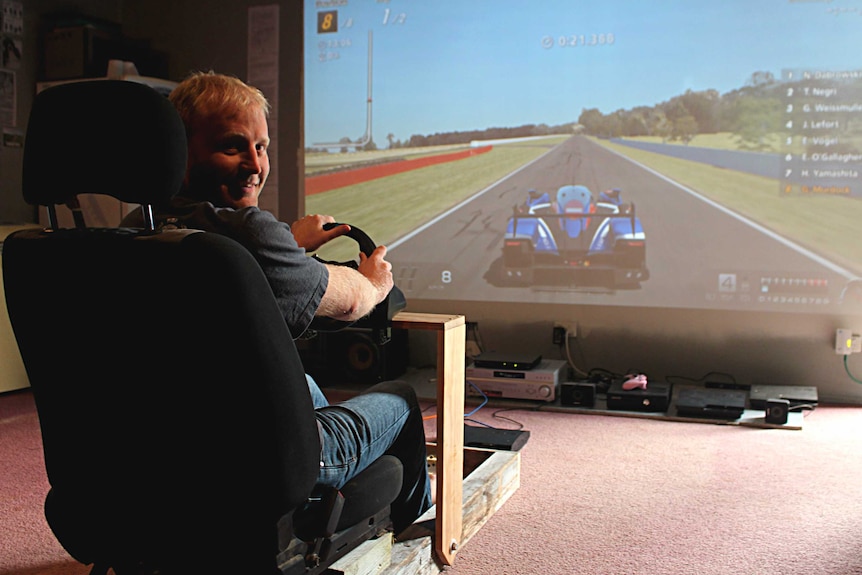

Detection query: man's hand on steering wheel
xmin=358 ymin=245 xmax=394 ymax=305
xmin=291 ymin=214 xmax=350 ymax=252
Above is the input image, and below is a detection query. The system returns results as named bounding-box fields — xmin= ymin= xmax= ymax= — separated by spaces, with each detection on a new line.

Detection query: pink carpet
xmin=450 ymin=405 xmax=862 ymax=575
xmin=3 ymin=388 xmax=862 ymax=575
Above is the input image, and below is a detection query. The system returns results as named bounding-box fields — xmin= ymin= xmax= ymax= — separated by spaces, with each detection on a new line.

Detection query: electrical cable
xmin=423 ymin=374 xmax=489 ymax=421
xmin=465 ymin=379 xmax=488 ymax=417
xmin=844 ymin=354 xmax=862 ymax=385
xmin=562 ymin=328 xmax=589 ymax=378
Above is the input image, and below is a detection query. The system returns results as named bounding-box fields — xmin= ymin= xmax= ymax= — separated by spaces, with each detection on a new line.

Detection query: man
xmin=123 ymin=71 xmax=431 ymax=534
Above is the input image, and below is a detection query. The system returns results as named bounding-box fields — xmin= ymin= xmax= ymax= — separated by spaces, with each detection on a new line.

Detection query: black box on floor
xmin=606 ymin=380 xmax=671 ymax=413
xmin=464 ymin=424 xmax=530 ymax=451
xmin=560 ymin=382 xmax=596 ymax=407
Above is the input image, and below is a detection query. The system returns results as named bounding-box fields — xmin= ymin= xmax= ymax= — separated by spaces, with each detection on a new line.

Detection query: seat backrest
xmin=5 ymin=80 xmax=321 ymax=573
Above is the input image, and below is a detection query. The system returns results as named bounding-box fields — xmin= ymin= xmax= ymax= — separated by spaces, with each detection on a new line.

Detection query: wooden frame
xmin=391 ymin=312 xmax=465 ymax=565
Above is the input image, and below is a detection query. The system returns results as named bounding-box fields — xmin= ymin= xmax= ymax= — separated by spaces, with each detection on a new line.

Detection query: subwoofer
xmin=298 ymin=327 xmax=408 ymax=385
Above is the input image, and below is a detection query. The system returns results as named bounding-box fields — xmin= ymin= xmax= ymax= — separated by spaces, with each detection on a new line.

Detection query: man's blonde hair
xmin=169 ymin=71 xmax=271 ymax=132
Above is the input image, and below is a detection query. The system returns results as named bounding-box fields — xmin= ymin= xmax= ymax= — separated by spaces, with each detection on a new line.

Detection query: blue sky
xmin=304 ymin=0 xmax=862 ymax=146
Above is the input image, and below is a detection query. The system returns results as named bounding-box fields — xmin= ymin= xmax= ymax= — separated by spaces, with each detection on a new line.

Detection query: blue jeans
xmin=306 ymin=375 xmax=432 ymax=533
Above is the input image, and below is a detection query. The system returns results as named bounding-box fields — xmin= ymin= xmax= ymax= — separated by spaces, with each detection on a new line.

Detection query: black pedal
xmin=560 ymin=382 xmax=596 ymax=407
xmin=464 ymin=424 xmax=530 ymax=451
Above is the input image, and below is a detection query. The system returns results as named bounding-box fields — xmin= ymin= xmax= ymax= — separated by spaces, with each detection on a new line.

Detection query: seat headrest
xmin=22 ymin=80 xmax=187 ymax=207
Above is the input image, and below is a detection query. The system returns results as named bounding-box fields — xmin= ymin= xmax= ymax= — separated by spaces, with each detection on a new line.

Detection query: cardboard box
xmin=43 ymin=26 xmax=120 ymax=80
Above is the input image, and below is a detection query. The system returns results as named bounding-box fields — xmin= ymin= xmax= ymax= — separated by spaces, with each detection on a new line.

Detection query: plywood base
xmin=325 ymin=447 xmax=521 ymax=575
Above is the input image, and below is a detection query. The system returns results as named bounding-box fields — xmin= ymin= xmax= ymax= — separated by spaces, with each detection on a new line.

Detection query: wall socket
xmin=553 ymin=322 xmax=578 ymax=345
xmin=835 ymin=328 xmax=861 ymax=355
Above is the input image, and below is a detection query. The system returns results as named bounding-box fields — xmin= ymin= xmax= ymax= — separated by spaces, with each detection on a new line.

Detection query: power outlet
xmin=835 ymin=329 xmax=861 ymax=355
xmin=553 ymin=322 xmax=578 ymax=340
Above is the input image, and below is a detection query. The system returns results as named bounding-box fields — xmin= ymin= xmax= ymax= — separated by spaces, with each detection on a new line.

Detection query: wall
xmin=121 ymin=0 xmax=304 ymax=224
xmin=413 ymin=298 xmax=862 ymax=405
xmin=11 ymin=2 xmax=862 ymax=405
xmin=4 ymin=0 xmax=302 ymax=225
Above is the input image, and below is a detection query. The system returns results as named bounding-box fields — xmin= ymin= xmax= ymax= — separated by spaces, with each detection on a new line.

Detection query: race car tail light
xmin=615 ymin=239 xmax=646 ymax=268
xmin=503 ymin=239 xmax=533 ymax=267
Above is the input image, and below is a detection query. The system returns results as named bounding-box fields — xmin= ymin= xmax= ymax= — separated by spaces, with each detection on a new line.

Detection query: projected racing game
xmin=303 ymin=0 xmax=862 ymax=315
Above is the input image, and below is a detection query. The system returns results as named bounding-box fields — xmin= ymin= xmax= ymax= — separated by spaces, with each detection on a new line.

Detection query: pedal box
xmin=464 ymin=424 xmax=530 ymax=451
xmin=606 ymin=380 xmax=671 ymax=413
xmin=560 ymin=382 xmax=596 ymax=407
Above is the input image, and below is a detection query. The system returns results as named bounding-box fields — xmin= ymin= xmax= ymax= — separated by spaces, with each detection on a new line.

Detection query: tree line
xmin=322 ymin=72 xmax=855 ymax=153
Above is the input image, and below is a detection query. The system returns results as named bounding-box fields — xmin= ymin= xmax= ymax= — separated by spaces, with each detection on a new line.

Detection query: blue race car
xmin=501 ymin=185 xmax=649 ymax=287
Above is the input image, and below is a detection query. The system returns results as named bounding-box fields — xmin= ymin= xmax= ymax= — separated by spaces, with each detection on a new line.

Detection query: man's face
xmin=185 ymin=105 xmax=270 ymax=209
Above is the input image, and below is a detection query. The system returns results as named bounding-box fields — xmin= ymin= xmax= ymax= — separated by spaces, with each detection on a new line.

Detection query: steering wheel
xmin=310 ymin=223 xmax=406 ymax=344
xmin=314 ymin=222 xmax=378 ymax=268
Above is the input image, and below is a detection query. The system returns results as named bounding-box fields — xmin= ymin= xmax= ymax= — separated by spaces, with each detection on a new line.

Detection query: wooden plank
xmin=391 ymin=312 xmax=465 ymax=331
xmin=434 ymin=319 xmax=464 ymax=565
xmin=389 ymin=312 xmax=465 ymax=565
xmin=327 ymin=533 xmax=393 ymax=575
xmin=383 ymin=448 xmax=520 ymax=575
xmin=465 ymin=395 xmax=805 ymax=431
xmin=459 ymin=448 xmax=520 ymax=545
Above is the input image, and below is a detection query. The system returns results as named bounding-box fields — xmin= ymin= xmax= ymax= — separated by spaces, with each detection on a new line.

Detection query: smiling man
xmin=121 ymin=71 xmax=432 ymax=535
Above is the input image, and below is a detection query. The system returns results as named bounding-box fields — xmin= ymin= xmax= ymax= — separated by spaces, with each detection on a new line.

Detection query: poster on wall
xmin=0 ymin=69 xmax=14 ymax=127
xmin=1 ymin=1 xmax=22 ymax=36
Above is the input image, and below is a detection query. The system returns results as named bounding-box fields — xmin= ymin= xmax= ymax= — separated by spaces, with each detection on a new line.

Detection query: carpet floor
xmin=450 ymin=403 xmax=862 ymax=575
xmin=3 ymin=389 xmax=862 ymax=575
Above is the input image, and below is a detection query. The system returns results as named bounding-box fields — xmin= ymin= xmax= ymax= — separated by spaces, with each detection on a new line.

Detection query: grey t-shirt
xmin=122 ymin=197 xmax=328 ymax=338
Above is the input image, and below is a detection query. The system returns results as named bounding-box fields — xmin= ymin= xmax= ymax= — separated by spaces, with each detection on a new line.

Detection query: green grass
xmin=595 ymin=137 xmax=862 ymax=276
xmin=306 ymin=137 xmax=567 ymax=261
xmin=307 ymin=134 xmax=862 ymax=276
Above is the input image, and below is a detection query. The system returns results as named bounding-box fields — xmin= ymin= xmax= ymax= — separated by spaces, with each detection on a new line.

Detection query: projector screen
xmin=303 ymin=0 xmax=862 ymax=318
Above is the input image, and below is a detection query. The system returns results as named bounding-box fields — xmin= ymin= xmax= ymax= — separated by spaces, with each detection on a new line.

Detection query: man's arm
xmin=317 ymin=245 xmax=394 ymax=322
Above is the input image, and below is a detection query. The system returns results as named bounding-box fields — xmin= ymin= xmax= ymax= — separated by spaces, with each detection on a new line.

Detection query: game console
xmin=466 ymin=359 xmax=567 ymax=402
xmin=748 ymin=384 xmax=818 ymax=410
xmin=606 ymin=380 xmax=671 ymax=413
xmin=675 ymin=387 xmax=746 ymax=420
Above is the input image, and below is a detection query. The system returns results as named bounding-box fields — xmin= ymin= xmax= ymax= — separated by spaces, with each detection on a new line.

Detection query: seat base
xmin=322 ymin=446 xmax=521 ymax=575
xmin=278 ymin=507 xmax=392 ymax=575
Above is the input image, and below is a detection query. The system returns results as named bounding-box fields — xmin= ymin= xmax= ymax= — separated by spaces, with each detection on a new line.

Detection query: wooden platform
xmin=325 ymin=445 xmax=521 ymax=575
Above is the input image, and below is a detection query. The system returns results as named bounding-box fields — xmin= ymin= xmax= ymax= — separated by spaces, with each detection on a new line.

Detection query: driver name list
xmin=781 ymin=68 xmax=862 ymax=198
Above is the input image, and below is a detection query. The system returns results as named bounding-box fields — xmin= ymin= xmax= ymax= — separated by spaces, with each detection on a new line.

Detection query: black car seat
xmin=3 ymin=79 xmax=402 ymax=575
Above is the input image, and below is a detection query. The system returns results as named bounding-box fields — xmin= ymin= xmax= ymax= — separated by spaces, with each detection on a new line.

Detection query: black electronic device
xmin=606 ymin=380 xmax=671 ymax=413
xmin=704 ymin=380 xmax=751 ymax=391
xmin=560 ymin=382 xmax=596 ymax=407
xmin=675 ymin=387 xmax=747 ymax=420
xmin=749 ymin=385 xmax=818 ymax=410
xmin=765 ymin=398 xmax=791 ymax=425
xmin=464 ymin=424 xmax=530 ymax=451
xmin=471 ymin=351 xmax=542 ymax=371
